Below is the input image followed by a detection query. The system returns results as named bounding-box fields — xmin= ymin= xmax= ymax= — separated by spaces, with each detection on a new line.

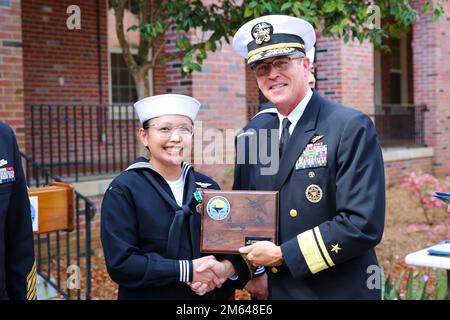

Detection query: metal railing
xmin=25 ymin=104 xmax=139 ymax=181
xmin=372 ymin=104 xmax=428 ymax=148
xmin=21 ymin=152 xmax=96 ymax=300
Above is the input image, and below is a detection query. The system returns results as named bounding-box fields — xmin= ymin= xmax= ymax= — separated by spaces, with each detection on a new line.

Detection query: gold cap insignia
xmin=251 ymin=22 xmax=273 ymax=45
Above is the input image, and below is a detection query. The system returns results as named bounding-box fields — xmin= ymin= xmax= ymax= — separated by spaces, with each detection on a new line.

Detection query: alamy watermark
xmin=67 ymin=264 xmax=81 ymax=290
xmin=367 ymin=5 xmax=381 ymax=30
xmin=187 ymin=121 xmax=281 ymax=176
xmin=66 ymin=5 xmax=81 ymax=30
xmin=366 ymin=265 xmax=382 ymax=290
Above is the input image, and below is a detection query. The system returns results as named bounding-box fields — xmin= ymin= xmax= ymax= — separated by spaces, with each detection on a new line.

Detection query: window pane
xmin=390 ymin=39 xmax=400 ymax=70
xmin=110 ymin=53 xmax=138 ymax=103
xmin=389 ymin=73 xmax=401 ymax=104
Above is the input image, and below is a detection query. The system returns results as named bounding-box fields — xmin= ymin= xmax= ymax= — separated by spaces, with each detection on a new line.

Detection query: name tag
xmin=0 ymin=167 xmax=15 ymax=184
xmin=296 ymin=143 xmax=327 ymax=170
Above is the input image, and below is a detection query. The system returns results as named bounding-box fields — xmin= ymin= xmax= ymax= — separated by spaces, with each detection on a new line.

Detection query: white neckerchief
xmin=277 ymin=88 xmax=313 ymax=139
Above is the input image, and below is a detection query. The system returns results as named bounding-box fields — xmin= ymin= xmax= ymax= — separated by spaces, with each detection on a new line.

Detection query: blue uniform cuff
xmin=179 ymin=260 xmax=192 ymax=282
xmin=254 ymin=266 xmax=265 ymax=276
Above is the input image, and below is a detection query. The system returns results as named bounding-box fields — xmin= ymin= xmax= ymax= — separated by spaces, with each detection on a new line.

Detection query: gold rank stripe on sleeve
xmin=26 ymin=260 xmax=37 ymax=300
xmin=297 ymin=228 xmax=335 ymax=274
xmin=313 ymin=227 xmax=335 ymax=267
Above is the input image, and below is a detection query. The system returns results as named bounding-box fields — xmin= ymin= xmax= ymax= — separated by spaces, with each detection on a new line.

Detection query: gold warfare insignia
xmin=331 ymin=243 xmax=341 ymax=254
xmin=305 ymin=184 xmax=323 ymax=203
xmin=310 ymin=135 xmax=324 ymax=144
xmin=251 ymin=22 xmax=273 ymax=45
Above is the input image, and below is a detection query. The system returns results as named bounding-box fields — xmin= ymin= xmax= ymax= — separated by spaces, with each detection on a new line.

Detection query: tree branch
xmin=137 ymin=0 xmax=151 ymax=64
xmin=112 ymin=0 xmax=137 ymax=73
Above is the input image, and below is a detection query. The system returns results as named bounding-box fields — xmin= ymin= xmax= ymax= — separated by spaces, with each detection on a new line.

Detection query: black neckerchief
xmin=127 ymin=161 xmax=199 ymax=259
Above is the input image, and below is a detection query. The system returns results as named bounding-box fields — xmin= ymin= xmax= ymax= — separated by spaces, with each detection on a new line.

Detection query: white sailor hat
xmin=133 ymin=94 xmax=200 ymax=124
xmin=232 ymin=15 xmax=316 ymax=65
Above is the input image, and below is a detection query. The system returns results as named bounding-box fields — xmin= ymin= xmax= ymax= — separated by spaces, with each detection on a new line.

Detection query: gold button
xmin=271 ymin=267 xmax=278 ymax=274
xmin=308 ymin=171 xmax=315 ymax=178
xmin=290 ymin=209 xmax=298 ymax=217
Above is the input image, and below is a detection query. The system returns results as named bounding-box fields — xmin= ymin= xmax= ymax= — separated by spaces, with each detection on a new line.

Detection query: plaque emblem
xmin=251 ymin=22 xmax=273 ymax=45
xmin=305 ymin=184 xmax=323 ymax=203
xmin=206 ymin=196 xmax=231 ymax=221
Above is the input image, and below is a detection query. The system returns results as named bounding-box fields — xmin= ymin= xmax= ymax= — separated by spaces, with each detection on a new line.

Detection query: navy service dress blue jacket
xmin=101 ymin=158 xmax=252 ymax=300
xmin=0 ymin=122 xmax=36 ymax=300
xmin=233 ymin=91 xmax=385 ymax=299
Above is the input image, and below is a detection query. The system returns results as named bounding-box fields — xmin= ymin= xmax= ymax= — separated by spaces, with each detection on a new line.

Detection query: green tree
xmin=110 ymin=0 xmax=447 ymax=99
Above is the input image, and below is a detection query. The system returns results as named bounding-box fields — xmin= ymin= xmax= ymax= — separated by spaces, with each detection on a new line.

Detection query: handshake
xmin=188 ymin=255 xmax=236 ymax=296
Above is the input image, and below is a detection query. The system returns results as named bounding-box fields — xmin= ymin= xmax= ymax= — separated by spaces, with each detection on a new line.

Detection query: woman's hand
xmin=189 ymin=258 xmax=236 ymax=296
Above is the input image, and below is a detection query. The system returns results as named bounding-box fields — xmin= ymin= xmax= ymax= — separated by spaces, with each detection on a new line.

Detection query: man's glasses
xmin=251 ymin=56 xmax=303 ymax=77
xmin=148 ymin=124 xmax=193 ymax=138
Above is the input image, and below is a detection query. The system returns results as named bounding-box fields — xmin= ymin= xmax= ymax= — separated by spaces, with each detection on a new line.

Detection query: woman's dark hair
xmin=142 ymin=119 xmax=150 ymax=130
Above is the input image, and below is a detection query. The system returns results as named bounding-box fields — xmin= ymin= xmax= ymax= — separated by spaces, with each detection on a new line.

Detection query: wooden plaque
xmin=29 ymin=182 xmax=75 ymax=234
xmin=200 ymin=190 xmax=278 ymax=254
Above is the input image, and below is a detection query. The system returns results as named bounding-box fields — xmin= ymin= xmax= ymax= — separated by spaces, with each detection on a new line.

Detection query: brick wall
xmin=153 ymin=26 xmax=193 ymax=96
xmin=384 ymin=157 xmax=433 ymax=187
xmin=316 ymin=34 xmax=375 ymax=115
xmin=21 ymin=0 xmax=116 ymax=170
xmin=0 ymin=0 xmax=25 ymax=148
xmin=192 ymin=41 xmax=247 ymax=187
xmin=22 ymin=0 xmax=108 ymax=104
xmin=412 ymin=0 xmax=450 ymax=177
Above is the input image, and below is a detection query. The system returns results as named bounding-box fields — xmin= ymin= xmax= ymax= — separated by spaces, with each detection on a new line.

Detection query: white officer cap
xmin=233 ymin=15 xmax=316 ymax=65
xmin=133 ymin=94 xmax=200 ymax=124
xmin=306 ymin=46 xmax=315 ymax=65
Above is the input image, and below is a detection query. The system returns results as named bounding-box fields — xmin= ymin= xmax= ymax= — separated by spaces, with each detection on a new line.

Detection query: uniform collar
xmin=276 ymin=88 xmax=313 ymax=136
xmin=125 ymin=157 xmax=193 ymax=182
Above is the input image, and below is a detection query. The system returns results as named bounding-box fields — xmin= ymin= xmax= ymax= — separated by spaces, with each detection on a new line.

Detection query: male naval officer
xmin=233 ymin=15 xmax=385 ymax=299
xmin=235 ymin=46 xmax=317 ymax=301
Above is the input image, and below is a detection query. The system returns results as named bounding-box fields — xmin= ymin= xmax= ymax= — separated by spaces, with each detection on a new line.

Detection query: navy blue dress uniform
xmin=0 ymin=122 xmax=37 ymax=300
xmin=101 ymin=94 xmax=252 ymax=300
xmin=232 ymin=16 xmax=385 ymax=299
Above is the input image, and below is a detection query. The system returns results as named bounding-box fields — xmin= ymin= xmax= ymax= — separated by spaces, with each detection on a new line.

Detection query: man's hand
xmin=239 ymin=241 xmax=283 ymax=267
xmin=189 ymin=259 xmax=236 ymax=296
xmin=244 ymin=273 xmax=268 ymax=300
xmin=190 ymin=256 xmax=222 ymax=295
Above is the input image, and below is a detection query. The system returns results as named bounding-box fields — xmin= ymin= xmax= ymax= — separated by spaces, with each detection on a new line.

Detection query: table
xmin=405 ymin=246 xmax=450 ymax=299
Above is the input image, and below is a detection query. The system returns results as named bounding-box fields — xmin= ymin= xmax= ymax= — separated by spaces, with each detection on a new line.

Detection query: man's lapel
xmin=274 ymin=91 xmax=322 ymax=190
xmin=257 ymin=116 xmax=279 ymax=190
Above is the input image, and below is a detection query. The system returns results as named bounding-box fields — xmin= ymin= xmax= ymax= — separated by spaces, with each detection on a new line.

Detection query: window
xmin=110 ymin=52 xmax=138 ymax=104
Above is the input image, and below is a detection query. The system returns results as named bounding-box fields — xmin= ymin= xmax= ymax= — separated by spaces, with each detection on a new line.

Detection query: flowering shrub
xmin=400 ymin=172 xmax=448 ymax=225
